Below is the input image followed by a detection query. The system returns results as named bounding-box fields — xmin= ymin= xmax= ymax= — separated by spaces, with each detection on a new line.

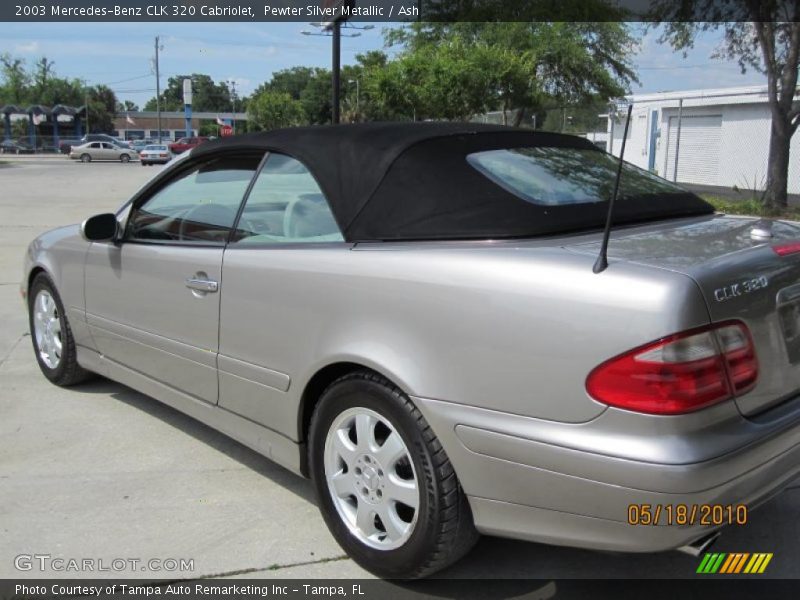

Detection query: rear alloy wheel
xmin=325 ymin=406 xmax=419 ymax=550
xmin=309 ymin=371 xmax=478 ymax=579
xmin=80 ymin=153 xmax=91 ymax=163
xmin=28 ymin=273 xmax=91 ymax=386
xmin=120 ymin=154 xmax=130 ymax=163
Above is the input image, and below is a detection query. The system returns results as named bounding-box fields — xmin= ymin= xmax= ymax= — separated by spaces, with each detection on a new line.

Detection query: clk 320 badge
xmin=714 ymin=276 xmax=769 ymax=302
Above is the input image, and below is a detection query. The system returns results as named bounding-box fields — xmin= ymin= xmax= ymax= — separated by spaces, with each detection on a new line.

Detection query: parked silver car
xmin=69 ymin=141 xmax=136 ymax=163
xmin=22 ymin=123 xmax=800 ymax=578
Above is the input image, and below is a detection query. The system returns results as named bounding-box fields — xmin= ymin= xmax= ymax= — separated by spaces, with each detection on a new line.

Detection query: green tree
xmin=38 ymin=77 xmax=84 ymax=107
xmin=373 ymin=39 xmax=513 ymax=121
xmin=32 ymin=57 xmax=55 ymax=98
xmin=254 ymin=66 xmax=331 ymax=124
xmin=0 ymin=55 xmax=85 ymax=108
xmin=341 ymin=51 xmax=392 ymax=122
xmin=145 ymin=74 xmax=232 ymax=112
xmin=248 ymin=90 xmax=305 ymax=131
xmin=380 ymin=22 xmax=637 ymax=125
xmin=86 ymin=84 xmax=117 ymax=133
xmin=0 ymin=53 xmax=30 ymax=104
xmin=0 ymin=55 xmax=118 ymax=134
xmin=116 ymin=100 xmax=139 ymax=112
xmin=653 ymin=0 xmax=800 ymax=210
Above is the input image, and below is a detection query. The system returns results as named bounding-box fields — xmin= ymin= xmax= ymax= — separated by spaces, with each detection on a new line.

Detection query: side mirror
xmin=81 ymin=213 xmax=119 ymax=242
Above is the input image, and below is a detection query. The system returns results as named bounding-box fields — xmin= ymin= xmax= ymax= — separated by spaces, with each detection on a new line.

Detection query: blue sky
xmin=0 ymin=22 xmax=767 ymax=109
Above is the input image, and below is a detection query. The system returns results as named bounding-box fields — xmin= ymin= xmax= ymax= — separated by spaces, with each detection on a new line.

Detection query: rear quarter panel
xmin=219 ymin=242 xmax=712 ymax=440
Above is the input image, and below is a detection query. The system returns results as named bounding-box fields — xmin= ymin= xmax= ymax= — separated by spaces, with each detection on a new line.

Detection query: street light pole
xmin=300 ymin=22 xmax=372 ymax=125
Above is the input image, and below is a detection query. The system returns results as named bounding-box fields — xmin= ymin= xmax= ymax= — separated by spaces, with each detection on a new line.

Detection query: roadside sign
xmin=220 ymin=124 xmax=233 ymax=136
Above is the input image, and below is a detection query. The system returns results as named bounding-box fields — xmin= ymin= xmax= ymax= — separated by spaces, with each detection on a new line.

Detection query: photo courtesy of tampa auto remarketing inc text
xmin=2 ymin=0 xmax=800 ymax=598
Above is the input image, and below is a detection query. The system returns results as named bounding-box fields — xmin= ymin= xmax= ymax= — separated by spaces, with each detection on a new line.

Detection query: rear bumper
xmin=414 ymin=395 xmax=800 ymax=552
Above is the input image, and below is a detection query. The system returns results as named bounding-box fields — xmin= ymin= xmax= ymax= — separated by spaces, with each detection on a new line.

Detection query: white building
xmin=605 ymin=85 xmax=800 ymax=194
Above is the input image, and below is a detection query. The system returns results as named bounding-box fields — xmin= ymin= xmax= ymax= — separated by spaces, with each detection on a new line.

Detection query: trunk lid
xmin=567 ymin=214 xmax=800 ymax=416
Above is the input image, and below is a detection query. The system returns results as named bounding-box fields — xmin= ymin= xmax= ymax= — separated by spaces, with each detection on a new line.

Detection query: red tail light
xmin=773 ymin=242 xmax=800 ymax=256
xmin=586 ymin=322 xmax=758 ymax=415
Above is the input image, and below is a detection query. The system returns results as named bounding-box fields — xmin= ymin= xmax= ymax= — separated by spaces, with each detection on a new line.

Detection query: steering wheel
xmin=178 ymin=203 xmax=238 ymax=241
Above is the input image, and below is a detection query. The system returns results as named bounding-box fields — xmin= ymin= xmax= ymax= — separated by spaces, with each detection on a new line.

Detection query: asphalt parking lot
xmin=1 ymin=157 xmax=799 ymax=583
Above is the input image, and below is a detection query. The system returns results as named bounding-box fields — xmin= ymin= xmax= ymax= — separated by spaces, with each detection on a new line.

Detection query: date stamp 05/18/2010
xmin=627 ymin=503 xmax=748 ymax=526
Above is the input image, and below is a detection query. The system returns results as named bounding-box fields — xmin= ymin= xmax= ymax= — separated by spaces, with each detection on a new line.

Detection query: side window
xmin=232 ymin=153 xmax=343 ymax=244
xmin=126 ymin=155 xmax=261 ymax=243
xmin=89 ymin=142 xmax=101 ymax=149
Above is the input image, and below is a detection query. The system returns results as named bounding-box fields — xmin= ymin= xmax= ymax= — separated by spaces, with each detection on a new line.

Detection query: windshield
xmin=145 ymin=145 xmax=167 ymax=151
xmin=467 ymin=147 xmax=683 ymax=206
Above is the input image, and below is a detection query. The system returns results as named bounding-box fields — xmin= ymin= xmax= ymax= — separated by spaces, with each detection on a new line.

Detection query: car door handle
xmin=185 ymin=277 xmax=219 ymax=293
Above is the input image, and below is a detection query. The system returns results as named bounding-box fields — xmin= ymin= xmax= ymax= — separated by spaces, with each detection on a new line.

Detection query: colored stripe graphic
xmin=719 ymin=553 xmax=736 ymax=574
xmin=698 ymin=552 xmax=772 ymax=574
xmin=696 ymin=553 xmax=714 ymax=573
xmin=733 ymin=553 xmax=750 ymax=573
xmin=697 ymin=553 xmax=727 ymax=573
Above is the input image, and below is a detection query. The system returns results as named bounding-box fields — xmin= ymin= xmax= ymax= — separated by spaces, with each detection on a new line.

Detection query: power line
xmin=105 ymin=73 xmax=152 ymax=84
xmin=109 ymin=88 xmax=156 ymax=93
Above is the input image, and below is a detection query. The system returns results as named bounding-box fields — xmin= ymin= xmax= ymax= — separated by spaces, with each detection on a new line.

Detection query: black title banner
xmin=2 ymin=1 xmax=797 ymax=23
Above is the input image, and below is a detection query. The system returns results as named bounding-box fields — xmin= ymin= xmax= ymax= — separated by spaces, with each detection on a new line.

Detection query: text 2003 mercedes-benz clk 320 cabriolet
xmin=22 ymin=123 xmax=800 ymax=578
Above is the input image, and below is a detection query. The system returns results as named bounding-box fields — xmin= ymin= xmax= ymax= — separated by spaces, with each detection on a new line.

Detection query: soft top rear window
xmin=349 ymin=134 xmax=714 ymax=242
xmin=467 ymin=147 xmax=684 ymax=206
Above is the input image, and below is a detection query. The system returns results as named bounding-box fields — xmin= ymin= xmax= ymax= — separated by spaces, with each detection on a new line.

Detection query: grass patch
xmin=700 ymin=194 xmax=800 ymax=221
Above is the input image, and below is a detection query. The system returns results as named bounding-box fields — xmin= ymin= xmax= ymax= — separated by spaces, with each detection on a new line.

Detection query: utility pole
xmin=85 ymin=89 xmax=90 ymax=134
xmin=155 ymin=36 xmax=162 ymax=143
xmin=331 ymin=21 xmax=341 ymax=124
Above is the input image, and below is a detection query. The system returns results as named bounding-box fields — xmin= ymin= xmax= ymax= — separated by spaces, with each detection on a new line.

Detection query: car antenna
xmin=593 ymin=103 xmax=633 ymax=274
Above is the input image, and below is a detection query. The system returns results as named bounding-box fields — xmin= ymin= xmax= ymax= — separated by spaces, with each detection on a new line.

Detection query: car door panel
xmin=218 ymin=153 xmax=347 ymax=436
xmin=85 ymin=243 xmax=222 ymax=404
xmin=83 ymin=152 xmax=263 ymax=405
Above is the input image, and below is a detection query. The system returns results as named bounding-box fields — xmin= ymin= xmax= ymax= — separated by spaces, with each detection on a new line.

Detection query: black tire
xmin=120 ymin=154 xmax=130 ymax=163
xmin=309 ymin=371 xmax=478 ymax=579
xmin=80 ymin=153 xmax=91 ymax=163
xmin=28 ymin=273 xmax=92 ymax=386
xmin=141 ymin=161 xmax=147 ymax=167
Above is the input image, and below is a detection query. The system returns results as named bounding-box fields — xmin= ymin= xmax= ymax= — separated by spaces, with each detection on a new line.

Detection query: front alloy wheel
xmin=310 ymin=371 xmax=478 ymax=579
xmin=32 ymin=289 xmax=62 ymax=369
xmin=28 ymin=273 xmax=91 ymax=386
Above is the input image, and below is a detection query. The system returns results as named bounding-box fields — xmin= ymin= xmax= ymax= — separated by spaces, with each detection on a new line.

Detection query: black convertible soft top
xmin=192 ymin=122 xmax=712 ymax=241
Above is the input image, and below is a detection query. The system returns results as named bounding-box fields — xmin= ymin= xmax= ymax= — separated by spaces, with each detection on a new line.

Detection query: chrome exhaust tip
xmin=676 ymin=531 xmax=721 ymax=557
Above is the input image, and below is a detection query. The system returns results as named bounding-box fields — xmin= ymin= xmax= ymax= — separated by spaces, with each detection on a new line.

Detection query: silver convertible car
xmin=22 ymin=123 xmax=800 ymax=578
